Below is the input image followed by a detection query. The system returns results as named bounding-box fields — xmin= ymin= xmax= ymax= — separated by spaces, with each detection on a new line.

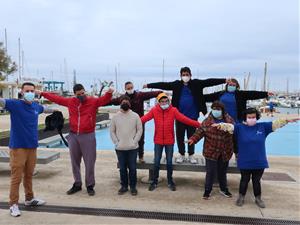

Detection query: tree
xmin=0 ymin=42 xmax=17 ymax=81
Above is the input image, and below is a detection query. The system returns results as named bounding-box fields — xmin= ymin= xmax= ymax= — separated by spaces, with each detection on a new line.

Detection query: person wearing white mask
xmin=141 ymin=93 xmax=201 ymax=191
xmin=213 ymin=107 xmax=299 ymax=208
xmin=204 ymin=78 xmax=274 ymax=123
xmin=188 ymin=101 xmax=235 ymax=200
xmin=0 ymin=82 xmax=57 ymax=217
xmin=108 ymin=81 xmax=162 ymax=163
xmin=143 ymin=67 xmax=228 ymax=164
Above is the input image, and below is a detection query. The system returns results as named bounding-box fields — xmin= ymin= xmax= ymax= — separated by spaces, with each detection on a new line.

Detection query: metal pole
xmin=263 ymin=62 xmax=267 ymax=92
xmin=115 ymin=66 xmax=118 ymax=92
xmin=18 ymin=38 xmax=21 ymax=80
xmin=21 ymin=50 xmax=24 ymax=78
xmin=162 ymin=59 xmax=165 ymax=82
xmin=4 ymin=28 xmax=7 ymax=53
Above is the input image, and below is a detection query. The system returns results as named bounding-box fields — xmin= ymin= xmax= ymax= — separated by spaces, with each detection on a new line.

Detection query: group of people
xmin=1 ymin=67 xmax=296 ymax=217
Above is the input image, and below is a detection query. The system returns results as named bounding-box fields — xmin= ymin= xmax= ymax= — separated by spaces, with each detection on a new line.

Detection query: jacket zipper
xmin=77 ymin=103 xmax=81 ymax=135
xmin=162 ymin=110 xmax=165 ymax=145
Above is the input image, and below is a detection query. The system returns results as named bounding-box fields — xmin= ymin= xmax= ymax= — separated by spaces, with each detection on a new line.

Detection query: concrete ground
xmin=0 ymin=149 xmax=299 ymax=225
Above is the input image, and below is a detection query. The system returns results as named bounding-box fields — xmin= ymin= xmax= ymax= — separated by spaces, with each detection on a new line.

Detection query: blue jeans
xmin=116 ymin=149 xmax=138 ymax=189
xmin=153 ymin=144 xmax=174 ymax=185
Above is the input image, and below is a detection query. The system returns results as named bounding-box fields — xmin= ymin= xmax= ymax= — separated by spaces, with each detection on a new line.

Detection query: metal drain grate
xmin=0 ymin=202 xmax=299 ymax=225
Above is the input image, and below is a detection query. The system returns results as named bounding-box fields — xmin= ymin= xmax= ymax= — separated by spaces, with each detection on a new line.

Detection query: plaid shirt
xmin=190 ymin=113 xmax=235 ymax=161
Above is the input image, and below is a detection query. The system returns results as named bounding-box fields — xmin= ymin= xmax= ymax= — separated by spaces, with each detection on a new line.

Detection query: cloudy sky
xmin=0 ymin=0 xmax=299 ymax=92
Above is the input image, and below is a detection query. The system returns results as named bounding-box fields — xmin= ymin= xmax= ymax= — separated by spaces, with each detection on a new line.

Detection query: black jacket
xmin=204 ymin=90 xmax=268 ymax=121
xmin=108 ymin=91 xmax=162 ymax=117
xmin=147 ymin=78 xmax=226 ymax=115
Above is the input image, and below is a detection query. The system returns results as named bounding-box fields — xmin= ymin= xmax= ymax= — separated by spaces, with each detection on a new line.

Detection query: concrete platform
xmin=0 ymin=149 xmax=299 ymax=224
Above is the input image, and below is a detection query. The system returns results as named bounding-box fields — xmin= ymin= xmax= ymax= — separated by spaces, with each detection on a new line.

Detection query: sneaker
xmin=9 ymin=204 xmax=21 ymax=217
xmin=220 ymin=189 xmax=232 ymax=198
xmin=255 ymin=196 xmax=266 ymax=208
xmin=148 ymin=183 xmax=157 ymax=191
xmin=138 ymin=157 xmax=145 ymax=163
xmin=188 ymin=155 xmax=198 ymax=164
xmin=87 ymin=186 xmax=95 ymax=196
xmin=24 ymin=198 xmax=46 ymax=206
xmin=118 ymin=186 xmax=128 ymax=195
xmin=236 ymin=194 xmax=245 ymax=207
xmin=66 ymin=184 xmax=82 ymax=195
xmin=130 ymin=188 xmax=138 ymax=196
xmin=202 ymin=191 xmax=211 ymax=200
xmin=175 ymin=154 xmax=185 ymax=163
xmin=168 ymin=183 xmax=176 ymax=191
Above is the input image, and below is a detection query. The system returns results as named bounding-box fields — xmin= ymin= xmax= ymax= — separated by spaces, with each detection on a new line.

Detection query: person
xmin=143 ymin=67 xmax=228 ymax=164
xmin=108 ymin=81 xmax=162 ymax=163
xmin=213 ymin=108 xmax=298 ymax=208
xmin=110 ymin=96 xmax=143 ymax=196
xmin=38 ymin=84 xmax=113 ymax=196
xmin=141 ymin=93 xmax=201 ymax=191
xmin=188 ymin=101 xmax=235 ymax=200
xmin=0 ymin=82 xmax=57 ymax=217
xmin=204 ymin=78 xmax=273 ymax=123
xmin=267 ymin=100 xmax=275 ymax=117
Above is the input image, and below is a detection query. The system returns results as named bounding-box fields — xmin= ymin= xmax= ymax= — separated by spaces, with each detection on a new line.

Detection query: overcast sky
xmin=0 ymin=0 xmax=299 ymax=92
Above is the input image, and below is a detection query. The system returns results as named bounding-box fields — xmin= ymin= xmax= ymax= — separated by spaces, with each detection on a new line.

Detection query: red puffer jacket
xmin=41 ymin=92 xmax=112 ymax=134
xmin=141 ymin=104 xmax=201 ymax=145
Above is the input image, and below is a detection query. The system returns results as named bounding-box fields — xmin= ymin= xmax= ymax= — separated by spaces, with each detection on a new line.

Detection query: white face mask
xmin=160 ymin=104 xmax=170 ymax=110
xmin=181 ymin=76 xmax=190 ymax=83
xmin=126 ymin=89 xmax=134 ymax=95
xmin=246 ymin=118 xmax=257 ymax=126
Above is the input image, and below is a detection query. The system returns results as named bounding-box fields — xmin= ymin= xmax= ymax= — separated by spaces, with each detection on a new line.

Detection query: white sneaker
xmin=175 ymin=154 xmax=185 ymax=163
xmin=10 ymin=204 xmax=21 ymax=217
xmin=24 ymin=198 xmax=46 ymax=206
xmin=188 ymin=155 xmax=198 ymax=164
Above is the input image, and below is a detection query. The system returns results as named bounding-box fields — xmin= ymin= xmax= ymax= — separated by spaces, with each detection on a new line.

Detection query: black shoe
xmin=168 ymin=183 xmax=176 ymax=191
xmin=118 ymin=186 xmax=128 ymax=195
xmin=66 ymin=184 xmax=82 ymax=195
xmin=87 ymin=186 xmax=95 ymax=196
xmin=130 ymin=188 xmax=138 ymax=196
xmin=220 ymin=189 xmax=232 ymax=198
xmin=148 ymin=183 xmax=157 ymax=191
xmin=202 ymin=190 xmax=211 ymax=200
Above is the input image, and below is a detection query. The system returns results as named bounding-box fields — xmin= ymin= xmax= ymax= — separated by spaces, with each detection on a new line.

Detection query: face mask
xmin=120 ymin=103 xmax=130 ymax=111
xmin=227 ymin=85 xmax=236 ymax=92
xmin=246 ymin=118 xmax=257 ymax=126
xmin=77 ymin=95 xmax=86 ymax=103
xmin=212 ymin=109 xmax=222 ymax=118
xmin=126 ymin=89 xmax=134 ymax=95
xmin=23 ymin=92 xmax=35 ymax=102
xmin=160 ymin=104 xmax=170 ymax=110
xmin=181 ymin=76 xmax=190 ymax=83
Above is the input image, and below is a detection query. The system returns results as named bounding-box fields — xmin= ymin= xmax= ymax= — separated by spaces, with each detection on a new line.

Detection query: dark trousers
xmin=205 ymin=158 xmax=229 ymax=192
xmin=176 ymin=120 xmax=196 ymax=156
xmin=116 ymin=149 xmax=138 ymax=189
xmin=138 ymin=124 xmax=145 ymax=159
xmin=239 ymin=169 xmax=265 ymax=197
xmin=153 ymin=144 xmax=174 ymax=185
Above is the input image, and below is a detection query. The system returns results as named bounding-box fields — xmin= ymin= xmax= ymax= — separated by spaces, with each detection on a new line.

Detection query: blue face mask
xmin=23 ymin=92 xmax=35 ymax=102
xmin=227 ymin=85 xmax=236 ymax=92
xmin=211 ymin=109 xmax=222 ymax=118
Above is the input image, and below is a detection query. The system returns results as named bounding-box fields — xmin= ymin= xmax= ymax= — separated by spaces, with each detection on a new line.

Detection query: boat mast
xmin=263 ymin=62 xmax=267 ymax=91
xmin=18 ymin=38 xmax=21 ymax=81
